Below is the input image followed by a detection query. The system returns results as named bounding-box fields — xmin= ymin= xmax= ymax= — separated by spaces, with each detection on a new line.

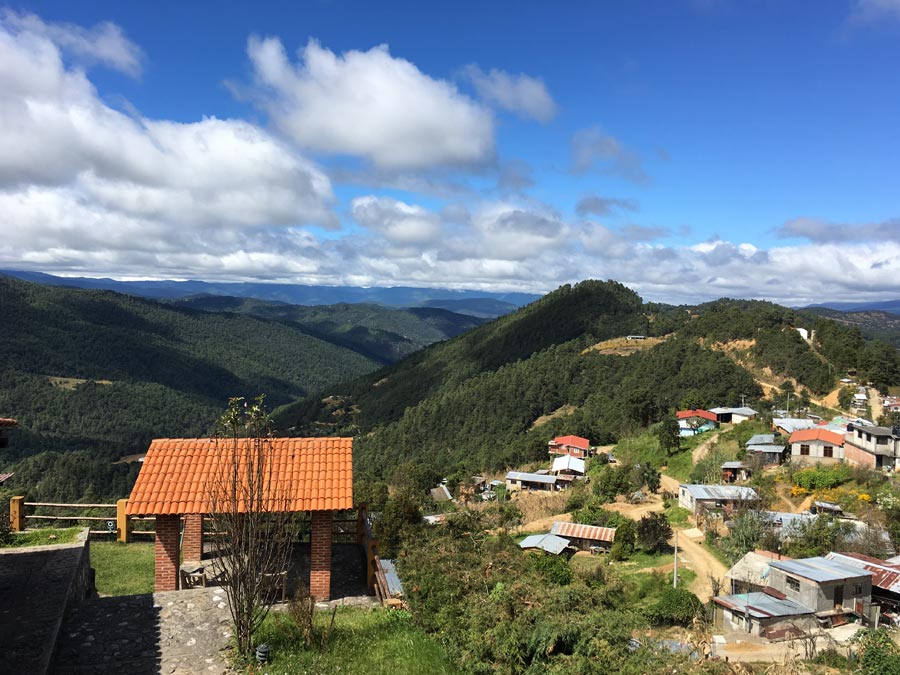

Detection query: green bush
xmin=645 ymin=586 xmax=703 ymax=626
xmin=792 ymin=465 xmax=852 ymax=490
xmin=530 ymin=553 xmax=574 ymax=586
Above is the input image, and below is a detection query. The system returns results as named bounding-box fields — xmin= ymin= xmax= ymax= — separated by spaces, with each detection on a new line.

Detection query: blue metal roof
xmin=747 ymin=434 xmax=775 ymax=445
xmin=769 ymin=556 xmax=873 ymax=583
xmin=747 ymin=444 xmax=786 ymax=453
xmin=714 ymin=592 xmax=814 ymax=619
xmin=506 ymin=471 xmax=557 ymax=485
xmin=519 ymin=533 xmax=570 ymax=555
xmin=380 ymin=559 xmax=404 ymax=597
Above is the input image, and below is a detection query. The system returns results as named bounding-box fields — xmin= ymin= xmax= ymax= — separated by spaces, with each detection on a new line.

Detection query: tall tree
xmin=656 ymin=414 xmax=681 ymax=457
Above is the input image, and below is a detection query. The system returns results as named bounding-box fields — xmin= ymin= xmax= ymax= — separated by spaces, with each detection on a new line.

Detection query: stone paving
xmin=53 ymin=588 xmax=233 ymax=675
xmin=0 ymin=540 xmax=89 ymax=675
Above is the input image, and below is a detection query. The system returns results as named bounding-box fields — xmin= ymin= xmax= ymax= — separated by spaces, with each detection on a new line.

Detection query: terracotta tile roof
xmin=549 ymin=435 xmax=590 ymax=449
xmin=676 ymin=409 xmax=718 ymax=422
xmin=0 ymin=418 xmax=18 ymax=428
xmin=788 ymin=428 xmax=845 ymax=446
xmin=127 ymin=437 xmax=352 ymax=516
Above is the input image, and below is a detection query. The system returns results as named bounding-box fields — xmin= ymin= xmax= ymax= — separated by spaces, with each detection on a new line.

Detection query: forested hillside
xmin=0 ymin=277 xmax=382 ymax=497
xmin=274 ymin=284 xmax=900 ymax=479
xmin=169 ymin=296 xmax=486 ymax=363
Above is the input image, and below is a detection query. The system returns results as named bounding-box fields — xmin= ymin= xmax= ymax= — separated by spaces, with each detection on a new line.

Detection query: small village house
xmin=676 ymin=409 xmax=718 ymax=436
xmin=551 ymin=455 xmax=585 ymax=476
xmin=430 ymin=484 xmax=453 ymax=503
xmin=789 ymin=428 xmax=846 ymax=465
xmin=550 ymin=521 xmax=616 ymax=552
xmin=0 ymin=417 xmax=17 ymax=449
xmin=767 ymin=556 xmax=872 ymax=619
xmin=721 ymin=461 xmax=751 ymax=483
xmin=505 ymin=471 xmax=557 ymax=492
xmin=709 ymin=407 xmax=759 ymax=424
xmin=713 ymin=590 xmax=815 ymax=637
xmin=744 ymin=433 xmax=787 ymax=465
xmin=772 ymin=418 xmax=816 ymax=437
xmin=678 ymin=484 xmax=758 ymax=516
xmin=843 ymin=423 xmax=900 ymax=470
xmin=547 ymin=435 xmax=591 ymax=458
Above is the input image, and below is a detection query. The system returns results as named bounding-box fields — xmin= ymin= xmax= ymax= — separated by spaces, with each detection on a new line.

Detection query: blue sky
xmin=1 ymin=1 xmax=898 ymax=304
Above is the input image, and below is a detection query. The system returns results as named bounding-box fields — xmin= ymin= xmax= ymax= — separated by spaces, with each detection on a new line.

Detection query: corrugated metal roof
xmin=826 ymin=552 xmax=900 ymax=594
xmin=519 ymin=533 xmax=570 ymax=555
xmin=680 ymin=484 xmax=758 ymax=501
xmin=721 ymin=461 xmax=746 ymax=469
xmin=713 ymin=592 xmax=814 ymax=619
xmin=506 ymin=471 xmax=557 ymax=485
xmin=774 ymin=419 xmax=816 ymax=434
xmin=550 ymin=521 xmax=616 ymax=542
xmin=769 ymin=556 xmax=873 ymax=583
xmin=747 ymin=444 xmax=786 ymax=453
xmin=710 ymin=407 xmax=758 ymax=416
xmin=551 ymin=455 xmax=585 ymax=474
xmin=725 ymin=552 xmax=776 ymax=586
xmin=747 ymin=434 xmax=775 ymax=445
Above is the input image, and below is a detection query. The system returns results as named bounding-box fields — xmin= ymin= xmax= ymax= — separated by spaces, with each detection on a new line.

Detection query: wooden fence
xmin=357 ymin=506 xmax=402 ymax=606
xmin=8 ymin=496 xmax=154 ymax=542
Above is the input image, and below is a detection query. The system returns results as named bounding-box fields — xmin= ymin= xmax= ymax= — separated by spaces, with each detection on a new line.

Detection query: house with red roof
xmin=789 ymin=428 xmax=845 ymax=465
xmin=548 ymin=435 xmax=591 ymax=458
xmin=0 ymin=417 xmax=17 ymax=450
xmin=676 ymin=409 xmax=719 ymax=436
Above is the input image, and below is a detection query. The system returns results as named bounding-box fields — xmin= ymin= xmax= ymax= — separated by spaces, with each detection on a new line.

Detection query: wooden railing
xmin=8 ymin=496 xmax=154 ymax=542
xmin=357 ymin=506 xmax=400 ymax=605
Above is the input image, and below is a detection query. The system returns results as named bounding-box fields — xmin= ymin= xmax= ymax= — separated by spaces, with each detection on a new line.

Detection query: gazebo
xmin=127 ymin=436 xmax=353 ymax=600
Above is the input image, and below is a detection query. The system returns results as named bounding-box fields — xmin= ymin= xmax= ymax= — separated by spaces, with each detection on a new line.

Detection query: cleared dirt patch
xmin=48 ymin=376 xmax=113 ymax=390
xmin=530 ymin=404 xmax=577 ymax=430
xmin=582 ymin=335 xmax=670 ymax=356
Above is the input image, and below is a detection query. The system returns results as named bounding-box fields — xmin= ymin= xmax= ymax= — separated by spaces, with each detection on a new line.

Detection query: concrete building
xmin=745 ymin=433 xmax=787 ymax=465
xmin=548 ymin=435 xmax=591 ymax=458
xmin=789 ymin=428 xmax=846 ymax=465
xmin=768 ymin=556 xmax=872 ymax=617
xmin=505 ymin=471 xmax=557 ymax=492
xmin=713 ymin=591 xmax=816 ymax=637
xmin=844 ymin=423 xmax=900 ymax=471
xmin=725 ymin=550 xmax=791 ymax=595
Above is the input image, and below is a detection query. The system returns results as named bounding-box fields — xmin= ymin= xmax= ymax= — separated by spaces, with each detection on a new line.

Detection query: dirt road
xmin=692 ymin=430 xmax=721 ymax=463
xmin=868 ymin=386 xmax=883 ymax=421
xmin=673 ymin=529 xmax=726 ymax=602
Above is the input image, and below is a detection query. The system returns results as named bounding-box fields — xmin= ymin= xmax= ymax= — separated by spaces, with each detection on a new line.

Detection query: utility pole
xmin=741 ymin=394 xmax=746 ymax=408
xmin=673 ymin=529 xmax=678 ymax=589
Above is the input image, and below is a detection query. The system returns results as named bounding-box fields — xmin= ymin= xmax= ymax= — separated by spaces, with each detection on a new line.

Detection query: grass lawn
xmin=253 ymin=607 xmax=456 ymax=675
xmin=91 ymin=541 xmax=155 ymax=596
xmin=1 ymin=527 xmax=82 ymax=547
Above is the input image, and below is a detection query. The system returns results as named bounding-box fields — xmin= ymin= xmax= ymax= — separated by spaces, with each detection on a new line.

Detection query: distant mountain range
xmin=803 ymin=299 xmax=900 ymax=314
xmin=0 ymin=270 xmax=538 ymax=317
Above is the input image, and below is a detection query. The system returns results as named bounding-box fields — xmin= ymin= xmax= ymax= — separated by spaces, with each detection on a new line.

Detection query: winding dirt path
xmin=672 ymin=529 xmax=726 ymax=602
xmin=691 ymin=430 xmax=721 ymax=463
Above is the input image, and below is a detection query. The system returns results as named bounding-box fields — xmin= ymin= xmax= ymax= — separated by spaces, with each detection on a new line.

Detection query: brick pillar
xmin=155 ymin=514 xmax=181 ymax=592
xmin=182 ymin=513 xmax=203 ymax=562
xmin=310 ymin=510 xmax=333 ymax=601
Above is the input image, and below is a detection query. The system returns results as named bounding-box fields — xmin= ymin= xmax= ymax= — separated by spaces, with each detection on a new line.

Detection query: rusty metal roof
xmin=550 ymin=521 xmax=616 ymax=543
xmin=826 ymin=552 xmax=900 ymax=594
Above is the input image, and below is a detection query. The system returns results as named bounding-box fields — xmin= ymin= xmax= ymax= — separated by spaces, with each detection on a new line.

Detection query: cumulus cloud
xmin=1 ymin=9 xmax=142 ymax=77
xmin=0 ymin=13 xmax=340 ymax=282
xmin=776 ymin=216 xmax=900 ymax=243
xmin=245 ymin=37 xmax=494 ymax=170
xmin=461 ymin=65 xmax=557 ymax=122
xmin=571 ymin=126 xmax=649 ymax=184
xmin=497 ymin=159 xmax=535 ymax=192
xmin=351 ymin=196 xmax=442 ymax=245
xmin=575 ymin=195 xmax=639 ymax=217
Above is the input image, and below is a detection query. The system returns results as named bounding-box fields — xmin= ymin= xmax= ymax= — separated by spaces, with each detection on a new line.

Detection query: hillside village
xmin=4 ymin=281 xmax=900 ymax=674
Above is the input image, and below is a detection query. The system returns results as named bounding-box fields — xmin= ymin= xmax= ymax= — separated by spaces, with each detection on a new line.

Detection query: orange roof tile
xmin=0 ymin=418 xmax=18 ymax=428
xmin=788 ymin=428 xmax=845 ymax=446
xmin=549 ymin=435 xmax=590 ymax=449
xmin=676 ymin=409 xmax=718 ymax=422
xmin=127 ymin=437 xmax=353 ymax=516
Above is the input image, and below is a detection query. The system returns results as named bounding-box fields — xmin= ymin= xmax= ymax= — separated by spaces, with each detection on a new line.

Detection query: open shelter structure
xmin=127 ymin=437 xmax=353 ymax=600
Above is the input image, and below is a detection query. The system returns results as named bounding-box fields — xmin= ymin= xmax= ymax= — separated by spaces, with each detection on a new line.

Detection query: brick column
xmin=310 ymin=510 xmax=333 ymax=601
xmin=182 ymin=513 xmax=203 ymax=562
xmin=155 ymin=514 xmax=181 ymax=591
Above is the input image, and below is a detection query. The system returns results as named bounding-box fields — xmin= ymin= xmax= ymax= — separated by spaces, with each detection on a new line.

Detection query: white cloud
xmin=575 ymin=195 xmax=639 ymax=217
xmin=245 ymin=37 xmax=495 ymax=170
xmin=0 ymin=14 xmax=337 ymax=279
xmin=462 ymin=65 xmax=558 ymax=122
xmin=1 ymin=9 xmax=142 ymax=77
xmin=776 ymin=216 xmax=900 ymax=243
xmin=351 ymin=196 xmax=442 ymax=245
xmin=571 ymin=126 xmax=649 ymax=184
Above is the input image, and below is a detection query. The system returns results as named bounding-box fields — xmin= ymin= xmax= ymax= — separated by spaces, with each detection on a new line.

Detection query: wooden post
xmin=116 ymin=499 xmax=130 ymax=543
xmin=9 ymin=496 xmax=25 ymax=532
xmin=356 ymin=507 xmax=365 ymax=546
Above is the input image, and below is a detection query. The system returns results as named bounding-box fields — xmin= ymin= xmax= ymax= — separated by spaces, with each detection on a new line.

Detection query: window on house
xmin=800 ymin=445 xmax=810 ymax=456
xmin=854 ymin=584 xmax=863 ymax=595
xmin=824 ymin=446 xmax=833 ymax=458
xmin=786 ymin=577 xmax=800 ymax=592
